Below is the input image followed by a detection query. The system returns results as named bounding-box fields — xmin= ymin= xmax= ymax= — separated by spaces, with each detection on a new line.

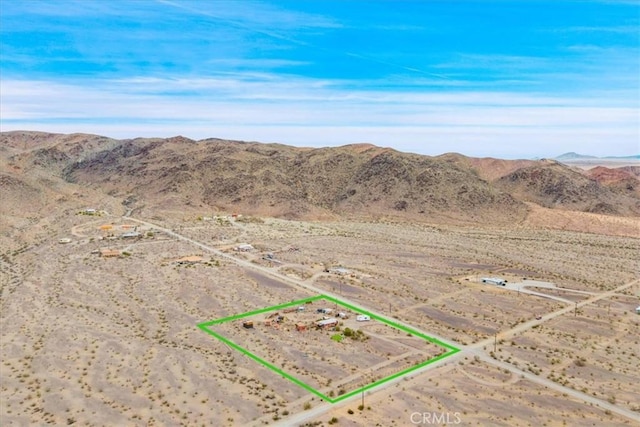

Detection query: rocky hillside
xmin=495 ymin=161 xmax=640 ymax=216
xmin=60 ymin=137 xmax=527 ymax=224
xmin=585 ymin=166 xmax=640 ymax=198
xmin=1 ymin=131 xmax=639 ymax=226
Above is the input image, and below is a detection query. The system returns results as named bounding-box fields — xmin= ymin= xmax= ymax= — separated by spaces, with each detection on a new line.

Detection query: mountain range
xmin=1 ymin=131 xmax=639 ymax=235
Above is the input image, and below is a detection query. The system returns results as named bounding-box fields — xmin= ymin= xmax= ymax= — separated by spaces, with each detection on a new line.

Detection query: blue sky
xmin=1 ymin=0 xmax=638 ymax=158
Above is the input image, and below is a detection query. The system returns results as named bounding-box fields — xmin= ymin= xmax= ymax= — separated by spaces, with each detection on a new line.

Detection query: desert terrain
xmin=1 ymin=132 xmax=639 ymax=426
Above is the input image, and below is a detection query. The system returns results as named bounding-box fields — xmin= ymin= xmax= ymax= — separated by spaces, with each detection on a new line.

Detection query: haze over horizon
xmin=1 ymin=0 xmax=638 ymax=159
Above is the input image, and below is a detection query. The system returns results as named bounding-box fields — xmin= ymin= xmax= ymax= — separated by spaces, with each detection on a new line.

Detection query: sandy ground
xmin=301 ymin=359 xmax=637 ymax=427
xmin=1 ymin=210 xmax=639 ymax=426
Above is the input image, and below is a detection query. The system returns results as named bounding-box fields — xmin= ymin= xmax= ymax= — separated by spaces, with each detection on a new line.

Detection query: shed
xmin=235 ymin=244 xmax=254 ymax=252
xmin=100 ymin=249 xmax=121 ymax=258
xmin=121 ymin=231 xmax=141 ymax=239
xmin=328 ymin=267 xmax=351 ymax=275
xmin=296 ymin=323 xmax=307 ymax=332
xmin=174 ymin=256 xmax=203 ymax=265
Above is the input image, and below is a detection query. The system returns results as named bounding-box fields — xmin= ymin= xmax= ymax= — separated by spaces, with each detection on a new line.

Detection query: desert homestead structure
xmin=636 ymin=306 xmax=640 ymax=314
xmin=316 ymin=318 xmax=338 ymax=329
xmin=173 ymin=256 xmax=203 ymax=265
xmin=356 ymin=315 xmax=371 ymax=322
xmin=99 ymin=248 xmax=121 ymax=258
xmin=58 ymin=238 xmax=72 ymax=244
xmin=121 ymin=231 xmax=141 ymax=239
xmin=234 ymin=243 xmax=254 ymax=252
xmin=328 ymin=267 xmax=351 ymax=276
xmin=482 ymin=277 xmax=506 ymax=286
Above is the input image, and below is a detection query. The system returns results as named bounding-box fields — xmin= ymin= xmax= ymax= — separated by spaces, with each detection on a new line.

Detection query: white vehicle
xmin=356 ymin=315 xmax=370 ymax=322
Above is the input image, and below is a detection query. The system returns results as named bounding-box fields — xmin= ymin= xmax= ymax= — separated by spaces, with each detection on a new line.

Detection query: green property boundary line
xmin=197 ymin=294 xmax=460 ymax=404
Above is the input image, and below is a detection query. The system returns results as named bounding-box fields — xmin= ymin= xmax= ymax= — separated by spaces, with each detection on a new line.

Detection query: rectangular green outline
xmin=198 ymin=294 xmax=460 ymax=403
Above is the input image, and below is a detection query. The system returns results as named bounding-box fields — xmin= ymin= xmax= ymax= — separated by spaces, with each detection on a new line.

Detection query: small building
xmin=100 ymin=248 xmax=121 ymax=258
xmin=328 ymin=267 xmax=351 ymax=275
xmin=356 ymin=315 xmax=370 ymax=322
xmin=296 ymin=323 xmax=307 ymax=332
xmin=84 ymin=208 xmax=97 ymax=215
xmin=121 ymin=231 xmax=141 ymax=239
xmin=316 ymin=318 xmax=338 ymax=329
xmin=234 ymin=243 xmax=254 ymax=252
xmin=317 ymin=308 xmax=333 ymax=314
xmin=174 ymin=256 xmax=203 ymax=265
xmin=636 ymin=306 xmax=640 ymax=314
xmin=58 ymin=238 xmax=72 ymax=244
xmin=481 ymin=277 xmax=506 ymax=286
xmin=242 ymin=321 xmax=254 ymax=329
xmin=338 ymin=312 xmax=348 ymax=319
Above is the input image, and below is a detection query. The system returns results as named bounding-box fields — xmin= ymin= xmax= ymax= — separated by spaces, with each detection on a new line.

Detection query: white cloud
xmin=1 ymin=77 xmax=638 ymax=159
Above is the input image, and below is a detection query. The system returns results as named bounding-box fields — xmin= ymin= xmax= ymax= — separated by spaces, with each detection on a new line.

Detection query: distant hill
xmin=1 ymin=131 xmax=639 ymax=229
xmin=603 ymin=155 xmax=640 ymax=160
xmin=495 ymin=161 xmax=639 ymax=216
xmin=585 ymin=166 xmax=640 ymax=198
xmin=555 ymin=152 xmax=598 ymax=161
xmin=556 ymin=152 xmax=640 ymax=161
